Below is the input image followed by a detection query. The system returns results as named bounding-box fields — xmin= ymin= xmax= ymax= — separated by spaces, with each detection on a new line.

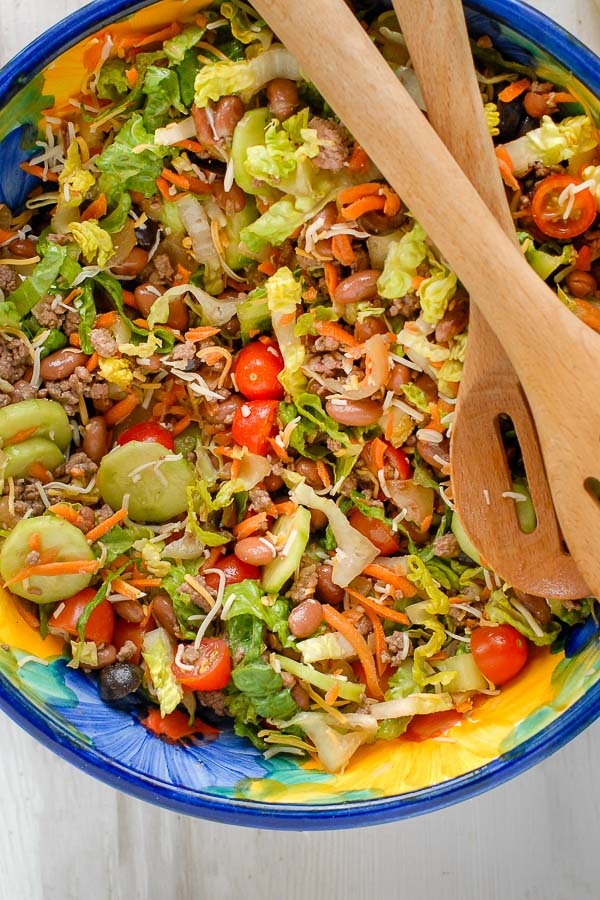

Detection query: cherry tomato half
xmin=113 ymin=618 xmax=149 ymax=665
xmin=117 ymin=421 xmax=175 ymax=451
xmin=51 ymin=588 xmax=115 ymax=645
xmin=231 ymin=399 xmax=279 ymax=455
xmin=348 ymin=507 xmax=400 ymax=555
xmin=404 ymin=710 xmax=463 ymax=742
xmin=204 ymin=554 xmax=260 ymax=592
xmin=172 ymin=638 xmax=231 ymax=691
xmin=531 ymin=174 xmax=597 ymax=240
xmin=385 ymin=445 xmax=411 ymax=480
xmin=470 ymin=624 xmax=529 ymax=685
xmin=233 ymin=340 xmax=284 ymax=401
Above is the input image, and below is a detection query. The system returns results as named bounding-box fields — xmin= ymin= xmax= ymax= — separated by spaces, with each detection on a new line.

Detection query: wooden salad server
xmin=252 ymin=0 xmax=600 ymax=598
xmin=392 ymin=0 xmax=588 ymax=597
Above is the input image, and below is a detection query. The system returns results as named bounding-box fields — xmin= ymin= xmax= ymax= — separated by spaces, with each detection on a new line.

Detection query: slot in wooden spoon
xmin=252 ymin=0 xmax=600 ymax=598
xmin=392 ymin=0 xmax=588 ymax=597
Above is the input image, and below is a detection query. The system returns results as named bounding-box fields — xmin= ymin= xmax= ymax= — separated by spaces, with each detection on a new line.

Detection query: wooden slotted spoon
xmin=392 ymin=0 xmax=588 ymax=598
xmin=252 ymin=0 xmax=600 ymax=598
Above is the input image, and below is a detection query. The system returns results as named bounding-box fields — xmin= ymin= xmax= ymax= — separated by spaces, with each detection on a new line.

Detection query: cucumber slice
xmin=513 ymin=478 xmax=537 ymax=534
xmin=261 ymin=506 xmax=311 ymax=594
xmin=231 ymin=108 xmax=277 ymax=197
xmin=435 ymin=653 xmax=488 ymax=693
xmin=224 ymin=199 xmax=259 ymax=270
xmin=97 ymin=441 xmax=194 ymax=523
xmin=0 ymin=399 xmax=71 ymax=450
xmin=3 ymin=437 xmax=64 ymax=479
xmin=451 ymin=511 xmax=482 ymax=565
xmin=0 ymin=516 xmax=96 ymax=604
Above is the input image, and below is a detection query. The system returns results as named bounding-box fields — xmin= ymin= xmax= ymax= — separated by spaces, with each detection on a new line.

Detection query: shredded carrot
xmin=324 ymin=684 xmax=340 ymax=705
xmin=4 ymin=559 xmax=99 ymax=587
xmin=19 ymin=163 xmax=59 ymax=182
xmin=331 ymin=233 xmax=355 ymax=265
xmin=61 ymin=286 xmax=82 ymax=307
xmin=321 ymin=604 xmax=383 ymax=700
xmin=86 ymin=351 xmax=99 ymax=372
xmin=48 ymin=503 xmax=81 ymax=524
xmin=28 ymin=463 xmax=52 ymax=483
xmin=272 ymin=500 xmax=297 ymax=516
xmin=0 ymin=229 xmax=17 ymax=244
xmin=118 ymin=22 xmax=182 ymax=51
xmin=173 ymin=139 xmax=206 ymax=153
xmin=161 ymin=167 xmax=191 ymax=191
xmin=230 ymin=457 xmax=241 ymax=481
xmin=5 ymin=427 xmax=37 ymax=446
xmin=347 ymin=143 xmax=370 ymax=174
xmin=495 ymin=146 xmax=520 ymax=191
xmin=95 ymin=310 xmax=118 ymax=329
xmin=258 ymin=260 xmax=277 ymax=276
xmin=575 ymin=245 xmax=593 ymax=272
xmin=184 ymin=326 xmax=220 ymax=342
xmin=363 ymin=606 xmax=387 ymax=678
xmin=552 ymin=91 xmax=578 ymax=104
xmin=381 ymin=186 xmax=401 ymax=217
xmin=573 ymin=297 xmax=600 ymax=333
xmin=171 ymin=415 xmax=191 ymax=436
xmin=341 ymin=195 xmax=386 ymax=221
xmin=202 ymin=546 xmax=224 ymax=572
xmin=104 ymin=393 xmax=140 ymax=426
xmin=28 ymin=532 xmax=42 ymax=553
xmin=85 ymin=507 xmax=128 ymax=543
xmin=412 ymin=274 xmax=426 ymax=290
xmin=427 ymin=402 xmax=445 ymax=433
xmin=314 ymin=320 xmax=358 ymax=347
xmin=455 ymin=697 xmax=473 ymax=715
xmin=133 ymin=318 xmax=150 ymax=329
xmin=267 ymin=436 xmax=292 ymax=462
xmin=347 ymin=587 xmax=412 ymax=623
xmin=337 ymin=183 xmax=383 ymax=206
xmin=233 ymin=512 xmax=268 ymax=539
xmin=360 ymin=566 xmax=417 ymax=599
xmin=323 ymin=262 xmax=340 ymax=300
xmin=13 ymin=595 xmax=42 ymax=630
xmin=127 ymin=578 xmax=162 ymax=587
xmin=421 ymin=514 xmax=433 ymax=532
xmin=369 ymin=437 xmax=389 ymax=473
xmin=316 ymin=459 xmax=332 ymax=489
xmin=125 ymin=67 xmax=138 ymax=87
xmin=81 ymin=192 xmax=107 ymax=222
xmin=112 ymin=578 xmax=145 ymax=600
xmin=497 ymin=78 xmax=531 ymax=103
xmin=157 ymin=176 xmax=174 ymax=201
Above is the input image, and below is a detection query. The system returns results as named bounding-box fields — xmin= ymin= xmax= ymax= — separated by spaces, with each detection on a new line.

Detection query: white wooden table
xmin=1 ymin=3 xmax=600 ymax=898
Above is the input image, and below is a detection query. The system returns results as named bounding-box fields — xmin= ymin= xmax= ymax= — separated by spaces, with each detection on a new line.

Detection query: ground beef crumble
xmin=289 ymin=560 xmax=318 ymax=605
xmin=0 ymin=335 xmax=30 ymax=384
xmin=0 ymin=264 xmax=20 ymax=295
xmin=309 ymin=117 xmax=349 ymax=171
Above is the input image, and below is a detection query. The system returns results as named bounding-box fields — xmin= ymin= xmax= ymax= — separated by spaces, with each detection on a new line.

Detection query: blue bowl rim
xmin=1 ymin=0 xmax=600 ymax=829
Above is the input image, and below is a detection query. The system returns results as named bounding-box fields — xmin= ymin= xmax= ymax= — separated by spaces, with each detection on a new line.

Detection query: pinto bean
xmin=357 ymin=208 xmax=406 ymax=234
xmin=387 ymin=362 xmax=413 ymax=391
xmin=288 ymin=599 xmax=324 ymax=638
xmin=325 ymin=398 xmax=383 ymax=426
xmin=39 ymin=349 xmax=88 ymax=381
xmin=111 ymin=247 xmax=149 ymax=277
xmin=523 ymin=90 xmax=550 ymax=118
xmin=192 ymin=103 xmax=216 ymax=144
xmin=152 ymin=592 xmax=179 ymax=638
xmin=134 ymin=283 xmax=188 ymax=331
xmin=86 ymin=644 xmax=117 ymax=669
xmin=204 ymin=395 xmax=244 ymax=425
xmin=417 ymin=436 xmax=450 ymax=471
xmin=415 ymin=373 xmax=438 ymax=403
xmin=9 ymin=238 xmax=37 ymax=258
xmin=214 ymin=95 xmax=245 ymax=138
xmin=291 ymin=682 xmax=310 ymax=710
xmin=354 ymin=315 xmax=388 ymax=342
xmin=266 ymin=78 xmax=300 ymax=121
xmin=435 ymin=303 xmax=469 ymax=343
xmin=134 ymin=282 xmax=164 ymax=317
xmin=565 ymin=269 xmax=597 ymax=298
xmin=310 ymin=508 xmax=328 ymax=532
xmin=315 ymin=563 xmax=345 ymax=604
xmin=212 ymin=179 xmax=246 ymax=214
xmin=514 ymin=591 xmax=553 ymax=627
xmin=166 ymin=298 xmax=189 ymax=332
xmin=234 ymin=536 xmax=276 ymax=566
xmin=294 ymin=458 xmax=330 ymax=489
xmin=113 ymin=598 xmax=144 ymax=623
xmin=264 ymin=472 xmax=284 ymax=493
xmin=333 ymin=269 xmax=382 ymax=305
xmin=82 ymin=416 xmax=109 ymax=465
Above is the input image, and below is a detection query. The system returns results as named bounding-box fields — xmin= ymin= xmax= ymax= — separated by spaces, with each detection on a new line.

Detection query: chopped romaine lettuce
xmin=377 ymin=221 xmax=427 ymax=300
xmin=265 ymin=266 xmax=306 ymax=396
xmin=68 ymin=221 xmax=114 ymax=267
xmin=502 ymin=115 xmax=598 ymax=176
xmin=194 ymin=47 xmax=300 ymax=107
xmin=418 ymin=261 xmax=457 ymax=325
xmin=142 ymin=627 xmax=184 ymax=716
xmin=485 ymin=590 xmax=561 ymax=646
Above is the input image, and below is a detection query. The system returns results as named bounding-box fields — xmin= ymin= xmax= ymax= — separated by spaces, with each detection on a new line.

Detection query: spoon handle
xmin=393 ymin=0 xmax=588 ymax=596
xmin=252 ymin=0 xmax=600 ymax=596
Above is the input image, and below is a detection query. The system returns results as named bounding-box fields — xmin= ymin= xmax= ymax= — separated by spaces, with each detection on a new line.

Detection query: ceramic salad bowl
xmin=0 ymin=0 xmax=599 ymax=829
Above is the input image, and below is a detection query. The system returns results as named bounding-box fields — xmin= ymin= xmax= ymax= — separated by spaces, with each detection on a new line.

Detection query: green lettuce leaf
xmin=376 ymin=717 xmax=410 ymax=740
xmin=485 ymin=590 xmax=561 ymax=646
xmin=194 ymin=48 xmax=300 ymax=108
xmin=58 ymin=142 xmax=96 ymax=209
xmin=418 ymin=262 xmax=457 ymax=325
xmin=266 ymin=266 xmax=305 ymax=396
xmin=142 ymin=65 xmax=187 ymax=131
xmin=7 ymin=242 xmax=68 ymax=316
xmin=164 ymin=25 xmax=205 ymax=64
xmin=97 ymin=113 xmax=173 ymax=200
xmin=100 ymin=192 xmax=133 ymax=234
xmin=221 ymin=1 xmax=272 ymax=48
xmin=406 ymin=555 xmax=449 ymax=614
xmin=231 ymin=657 xmax=298 ymax=720
xmin=222 ymin=578 xmax=293 ymax=647
xmin=518 ymin=232 xmax=577 ymax=281
xmin=68 ymin=221 xmax=114 ymax=267
xmin=160 ymin=559 xmax=204 ymax=640
xmin=0 ymin=302 xmax=21 ymax=328
xmin=503 ymin=115 xmax=598 ymax=176
xmin=399 ymin=382 xmax=430 ymax=413
xmin=377 ymin=222 xmax=427 ymax=300
xmin=241 ymin=197 xmax=307 ymax=254
xmin=142 ymin=627 xmax=184 ymax=716
xmin=413 ymin=618 xmax=453 ymax=687
xmin=96 ymin=58 xmax=130 ymax=102
xmin=548 ymin=597 xmax=595 ymax=626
